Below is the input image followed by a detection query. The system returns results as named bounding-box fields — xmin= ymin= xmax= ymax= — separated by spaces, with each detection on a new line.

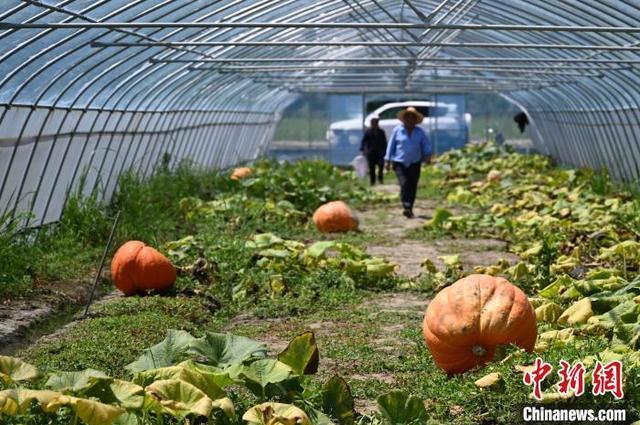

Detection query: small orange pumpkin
xmin=231 ymin=167 xmax=252 ymax=180
xmin=312 ymin=201 xmax=359 ymax=233
xmin=423 ymin=274 xmax=536 ymax=374
xmin=110 ymin=241 xmax=177 ymax=296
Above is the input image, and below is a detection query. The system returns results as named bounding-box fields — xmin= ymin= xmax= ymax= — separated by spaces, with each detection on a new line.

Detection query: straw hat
xmin=397 ymin=106 xmax=424 ymax=123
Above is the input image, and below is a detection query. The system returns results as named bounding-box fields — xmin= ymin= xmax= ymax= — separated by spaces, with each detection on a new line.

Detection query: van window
xmin=378 ymin=106 xmax=405 ymax=120
xmin=414 ymin=106 xmax=450 ymax=118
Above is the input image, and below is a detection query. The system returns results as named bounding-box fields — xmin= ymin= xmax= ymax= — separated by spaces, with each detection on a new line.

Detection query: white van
xmin=327 ymin=101 xmax=471 ymax=153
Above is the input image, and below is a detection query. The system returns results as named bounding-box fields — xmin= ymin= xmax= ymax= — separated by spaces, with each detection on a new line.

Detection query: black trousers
xmin=393 ymin=161 xmax=421 ymax=210
xmin=367 ymin=154 xmax=384 ymax=185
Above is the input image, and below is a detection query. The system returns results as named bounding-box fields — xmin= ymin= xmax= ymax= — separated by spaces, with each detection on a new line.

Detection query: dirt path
xmin=223 ymin=185 xmax=520 ymax=415
xmin=0 ymin=279 xmax=114 ymax=356
xmin=359 ymin=184 xmax=517 ymax=278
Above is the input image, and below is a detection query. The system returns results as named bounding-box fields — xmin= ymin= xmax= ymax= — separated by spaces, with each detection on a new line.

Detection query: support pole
xmin=84 ymin=210 xmax=121 ymax=317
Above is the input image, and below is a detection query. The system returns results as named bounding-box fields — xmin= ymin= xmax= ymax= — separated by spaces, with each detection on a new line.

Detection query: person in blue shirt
xmin=384 ymin=107 xmax=432 ymax=218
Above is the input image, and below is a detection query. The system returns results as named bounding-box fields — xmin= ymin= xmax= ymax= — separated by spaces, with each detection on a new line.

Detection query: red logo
xmin=557 ymin=360 xmax=586 ymax=396
xmin=523 ymin=359 xmax=624 ymax=400
xmin=592 ymin=360 xmax=624 ymax=399
xmin=523 ymin=357 xmax=553 ymax=400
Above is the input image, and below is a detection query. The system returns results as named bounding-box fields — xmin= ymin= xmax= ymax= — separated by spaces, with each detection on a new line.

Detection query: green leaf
xmin=45 ymin=369 xmax=109 ymax=393
xmin=377 ymin=390 xmax=428 ymax=425
xmin=251 ymin=233 xmax=284 ymax=249
xmin=243 ymin=402 xmax=312 ymax=425
xmin=587 ymin=300 xmax=640 ymax=330
xmin=112 ymin=412 xmax=138 ymax=425
xmin=612 ymin=324 xmax=640 ymax=350
xmin=0 ymin=356 xmax=41 ymax=385
xmin=278 ymin=332 xmax=320 ymax=375
xmin=144 ymin=379 xmax=213 ymax=418
xmin=84 ymin=377 xmax=145 ymax=410
xmin=424 ymin=208 xmax=452 ymax=229
xmin=322 ymin=376 xmax=354 ymax=425
xmin=233 ymin=359 xmax=296 ymax=397
xmin=538 ymin=275 xmax=576 ymax=299
xmin=187 ymin=332 xmax=267 ymax=367
xmin=307 ymin=241 xmax=337 ymax=258
xmin=308 ymin=407 xmax=337 ymax=425
xmin=258 ymin=248 xmax=292 ymax=258
xmin=125 ymin=329 xmax=197 ymax=373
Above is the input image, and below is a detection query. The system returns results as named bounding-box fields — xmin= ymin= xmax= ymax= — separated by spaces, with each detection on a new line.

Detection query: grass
xmin=23 ymin=296 xmax=222 ymax=378
xmin=223 ymin=289 xmax=639 ymax=423
xmin=0 ymin=163 xmax=227 ymax=300
xmin=6 ymin=148 xmax=640 ymax=424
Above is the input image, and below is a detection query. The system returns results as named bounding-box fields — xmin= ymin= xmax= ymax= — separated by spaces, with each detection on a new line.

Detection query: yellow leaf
xmin=0 ymin=356 xmax=41 ymax=385
xmin=558 ymin=298 xmax=593 ymax=325
xmin=535 ymin=302 xmax=563 ymax=323
xmin=474 ymin=372 xmax=503 ymax=390
xmin=0 ymin=389 xmax=61 ymax=415
xmin=243 ymin=402 xmax=312 ymax=425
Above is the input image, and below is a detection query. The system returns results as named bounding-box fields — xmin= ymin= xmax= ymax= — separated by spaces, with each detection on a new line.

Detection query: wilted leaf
xmin=278 ymin=332 xmax=319 ymax=375
xmin=0 ymin=356 xmax=41 ymax=385
xmin=133 ymin=365 xmax=225 ymax=400
xmin=438 ymin=255 xmax=460 ymax=267
xmin=243 ymin=402 xmax=312 ymax=425
xmin=71 ymin=397 xmax=126 ymax=425
xmin=420 ymin=259 xmax=437 ymax=274
xmin=535 ymin=302 xmax=563 ymax=323
xmin=474 ymin=372 xmax=503 ymax=391
xmin=377 ymin=390 xmax=428 ymax=424
xmin=0 ymin=389 xmax=61 ymax=415
xmin=187 ymin=332 xmax=267 ymax=367
xmin=531 ymin=391 xmax=574 ymax=404
xmin=322 ymin=376 xmax=355 ymax=425
xmin=144 ymin=379 xmax=213 ymax=418
xmin=126 ymin=330 xmax=197 ymax=373
xmin=558 ymin=298 xmax=593 ymax=325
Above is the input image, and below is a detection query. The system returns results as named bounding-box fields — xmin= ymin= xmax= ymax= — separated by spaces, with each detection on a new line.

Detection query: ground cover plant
xmin=3 ymin=145 xmax=640 ymax=424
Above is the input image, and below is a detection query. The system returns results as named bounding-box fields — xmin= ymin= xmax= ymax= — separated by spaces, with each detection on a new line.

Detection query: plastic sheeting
xmin=0 ymin=0 xmax=639 ymax=226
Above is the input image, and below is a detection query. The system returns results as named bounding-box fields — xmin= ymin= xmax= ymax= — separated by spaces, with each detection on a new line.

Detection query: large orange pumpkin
xmin=312 ymin=201 xmax=359 ymax=233
xmin=423 ymin=274 xmax=536 ymax=374
xmin=231 ymin=167 xmax=252 ymax=180
xmin=110 ymin=241 xmax=177 ymax=296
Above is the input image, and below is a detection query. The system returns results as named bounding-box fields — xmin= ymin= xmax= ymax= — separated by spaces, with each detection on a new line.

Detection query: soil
xmin=359 ymin=184 xmax=517 ymax=277
xmin=0 ymin=276 xmax=113 ymax=355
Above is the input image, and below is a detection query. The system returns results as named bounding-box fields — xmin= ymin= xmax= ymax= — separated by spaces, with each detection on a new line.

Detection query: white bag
xmin=351 ymin=154 xmax=368 ymax=178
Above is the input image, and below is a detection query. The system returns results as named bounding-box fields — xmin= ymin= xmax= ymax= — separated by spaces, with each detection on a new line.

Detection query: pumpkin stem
xmin=472 ymin=345 xmax=487 ymax=357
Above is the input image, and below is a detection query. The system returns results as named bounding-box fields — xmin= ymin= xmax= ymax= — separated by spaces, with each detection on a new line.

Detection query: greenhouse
xmin=1 ymin=1 xmax=639 ymax=424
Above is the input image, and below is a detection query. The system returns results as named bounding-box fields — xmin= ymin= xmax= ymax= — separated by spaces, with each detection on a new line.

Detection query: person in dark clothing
xmin=360 ymin=117 xmax=387 ymax=185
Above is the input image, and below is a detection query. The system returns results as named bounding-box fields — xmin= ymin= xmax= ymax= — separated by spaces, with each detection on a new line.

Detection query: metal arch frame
xmin=0 ymin=0 xmax=289 ymax=224
xmin=2 ymin=0 xmax=640 ymax=229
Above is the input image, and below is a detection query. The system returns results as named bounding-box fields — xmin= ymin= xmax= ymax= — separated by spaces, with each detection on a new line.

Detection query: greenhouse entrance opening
xmin=1 ymin=1 xmax=640 ymax=423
